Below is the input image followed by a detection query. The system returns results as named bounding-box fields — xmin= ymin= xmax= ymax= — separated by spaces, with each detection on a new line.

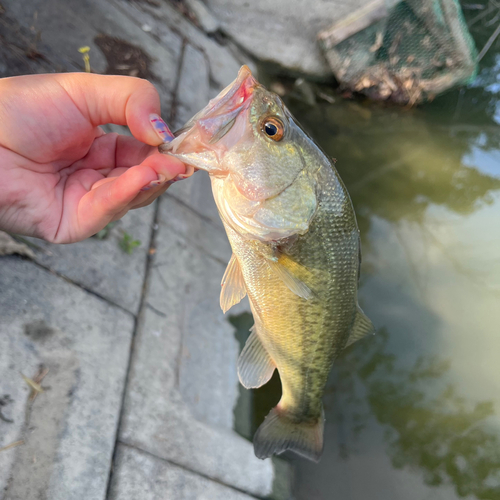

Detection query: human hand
xmin=0 ymin=73 xmax=186 ymax=243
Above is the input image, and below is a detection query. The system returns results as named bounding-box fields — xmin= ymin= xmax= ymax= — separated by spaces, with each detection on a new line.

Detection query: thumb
xmin=55 ymin=73 xmax=173 ymax=146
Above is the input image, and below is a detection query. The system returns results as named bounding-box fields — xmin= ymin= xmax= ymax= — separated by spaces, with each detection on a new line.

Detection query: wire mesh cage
xmin=319 ymin=0 xmax=478 ymax=105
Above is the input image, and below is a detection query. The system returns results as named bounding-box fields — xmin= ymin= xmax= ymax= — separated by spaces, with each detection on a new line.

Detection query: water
xmin=231 ymin=7 xmax=500 ymax=499
xmin=283 ymin=13 xmax=500 ymax=500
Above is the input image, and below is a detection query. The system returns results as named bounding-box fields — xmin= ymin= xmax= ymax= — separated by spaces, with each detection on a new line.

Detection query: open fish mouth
xmin=159 ymin=66 xmax=258 ymax=160
xmin=195 ymin=65 xmax=257 ymax=135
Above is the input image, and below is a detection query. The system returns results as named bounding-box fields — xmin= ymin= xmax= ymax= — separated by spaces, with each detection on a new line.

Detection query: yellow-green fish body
xmin=162 ymin=66 xmax=374 ymax=462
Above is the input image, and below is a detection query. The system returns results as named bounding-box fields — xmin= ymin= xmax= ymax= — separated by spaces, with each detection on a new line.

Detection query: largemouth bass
xmin=160 ymin=66 xmax=374 ymax=462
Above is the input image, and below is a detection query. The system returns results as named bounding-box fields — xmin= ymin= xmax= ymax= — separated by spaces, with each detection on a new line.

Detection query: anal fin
xmin=238 ymin=326 xmax=276 ymax=389
xmin=220 ymin=254 xmax=247 ymax=313
xmin=345 ymin=305 xmax=375 ymax=348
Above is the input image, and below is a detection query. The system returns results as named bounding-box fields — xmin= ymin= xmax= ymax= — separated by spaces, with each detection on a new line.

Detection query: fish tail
xmin=253 ymin=404 xmax=324 ymax=462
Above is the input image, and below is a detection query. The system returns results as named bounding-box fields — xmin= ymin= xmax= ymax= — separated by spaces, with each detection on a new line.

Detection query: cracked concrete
xmin=0 ymin=0 xmax=291 ymax=498
xmin=0 ymin=258 xmax=133 ymax=500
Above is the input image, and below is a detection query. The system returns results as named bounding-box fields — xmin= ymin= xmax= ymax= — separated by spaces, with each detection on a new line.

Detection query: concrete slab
xmin=167 ymin=170 xmax=224 ymax=230
xmin=113 ymin=0 xmax=250 ymax=90
xmin=203 ymin=0 xmax=365 ymax=79
xmin=160 ymin=194 xmax=230 ymax=264
xmin=109 ymin=444 xmax=256 ymax=500
xmin=110 ymin=0 xmax=184 ymax=68
xmin=2 ymin=0 xmax=180 ymax=110
xmin=174 ymin=42 xmax=211 ymax=129
xmin=0 ymin=3 xmax=65 ymax=77
xmin=119 ymin=194 xmax=274 ymax=497
xmin=26 ymin=203 xmax=156 ymax=315
xmin=184 ymin=0 xmax=220 ymax=34
xmin=0 ymin=257 xmax=133 ymax=500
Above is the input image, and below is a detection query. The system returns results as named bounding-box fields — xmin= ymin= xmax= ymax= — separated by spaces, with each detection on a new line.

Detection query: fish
xmin=159 ymin=66 xmax=374 ymax=462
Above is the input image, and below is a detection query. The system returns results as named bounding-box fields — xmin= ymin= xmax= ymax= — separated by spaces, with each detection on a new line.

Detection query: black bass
xmin=160 ymin=66 xmax=374 ymax=462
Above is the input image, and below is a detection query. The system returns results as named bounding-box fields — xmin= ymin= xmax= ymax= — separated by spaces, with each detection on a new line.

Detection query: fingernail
xmin=150 ymin=114 xmax=174 ymax=143
xmin=162 ymin=172 xmax=191 ymax=187
xmin=140 ymin=174 xmax=167 ymax=191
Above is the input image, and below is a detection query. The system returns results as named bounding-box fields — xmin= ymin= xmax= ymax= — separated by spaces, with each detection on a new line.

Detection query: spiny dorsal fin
xmin=267 ymin=259 xmax=312 ymax=300
xmin=220 ymin=254 xmax=247 ymax=314
xmin=345 ymin=306 xmax=375 ymax=348
xmin=238 ymin=325 xmax=276 ymax=389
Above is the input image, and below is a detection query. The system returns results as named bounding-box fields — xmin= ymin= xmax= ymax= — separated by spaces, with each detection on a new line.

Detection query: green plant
xmin=119 ymin=232 xmax=141 ymax=254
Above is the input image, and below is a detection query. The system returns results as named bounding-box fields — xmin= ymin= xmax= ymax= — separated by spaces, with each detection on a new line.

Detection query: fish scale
xmin=242 ymin=165 xmax=359 ymax=417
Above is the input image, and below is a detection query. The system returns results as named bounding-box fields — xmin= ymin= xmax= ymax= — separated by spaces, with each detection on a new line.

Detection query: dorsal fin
xmin=220 ymin=254 xmax=247 ymax=313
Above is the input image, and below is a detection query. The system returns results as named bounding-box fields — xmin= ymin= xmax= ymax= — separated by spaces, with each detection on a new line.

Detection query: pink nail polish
xmin=150 ymin=114 xmax=174 ymax=143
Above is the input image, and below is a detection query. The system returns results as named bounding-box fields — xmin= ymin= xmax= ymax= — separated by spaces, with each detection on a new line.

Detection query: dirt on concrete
xmin=94 ymin=34 xmax=157 ymax=80
xmin=0 ymin=3 xmax=60 ymax=76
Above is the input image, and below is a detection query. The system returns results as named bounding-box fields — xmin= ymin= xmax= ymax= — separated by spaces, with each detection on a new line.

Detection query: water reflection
xmin=284 ymin=16 xmax=500 ymax=499
xmin=329 ymin=328 xmax=500 ymax=499
xmin=287 ymin=109 xmax=500 ymax=497
xmin=287 ymin=99 xmax=500 ymax=251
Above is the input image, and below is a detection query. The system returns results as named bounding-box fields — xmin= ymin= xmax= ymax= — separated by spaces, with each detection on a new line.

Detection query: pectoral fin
xmin=345 ymin=306 xmax=375 ymax=348
xmin=267 ymin=259 xmax=312 ymax=300
xmin=245 ymin=240 xmax=312 ymax=300
xmin=220 ymin=254 xmax=247 ymax=313
xmin=238 ymin=326 xmax=276 ymax=389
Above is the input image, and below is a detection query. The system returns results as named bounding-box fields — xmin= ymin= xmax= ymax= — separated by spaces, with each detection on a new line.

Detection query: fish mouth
xmin=159 ymin=66 xmax=258 ymax=168
xmin=181 ymin=65 xmax=257 ymax=138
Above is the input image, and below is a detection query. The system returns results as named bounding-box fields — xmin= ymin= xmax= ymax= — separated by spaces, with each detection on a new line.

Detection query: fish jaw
xmin=159 ymin=66 xmax=258 ymax=175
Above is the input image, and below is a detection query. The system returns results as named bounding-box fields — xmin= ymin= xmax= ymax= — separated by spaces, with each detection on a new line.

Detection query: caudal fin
xmin=253 ymin=406 xmax=324 ymax=462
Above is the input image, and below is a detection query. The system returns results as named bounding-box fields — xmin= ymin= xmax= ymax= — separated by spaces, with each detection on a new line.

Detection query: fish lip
xmin=163 ymin=66 xmax=258 ymax=149
xmin=159 ymin=66 xmax=258 ymax=177
xmin=196 ymin=66 xmax=257 ymax=144
xmin=205 ymin=65 xmax=257 ymax=118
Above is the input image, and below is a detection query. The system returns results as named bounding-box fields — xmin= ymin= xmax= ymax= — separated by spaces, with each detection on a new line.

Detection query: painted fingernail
xmin=162 ymin=172 xmax=191 ymax=187
xmin=150 ymin=114 xmax=174 ymax=143
xmin=140 ymin=174 xmax=167 ymax=191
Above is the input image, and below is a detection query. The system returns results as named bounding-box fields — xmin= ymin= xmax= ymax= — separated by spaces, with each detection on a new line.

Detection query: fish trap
xmin=318 ymin=0 xmax=478 ymax=105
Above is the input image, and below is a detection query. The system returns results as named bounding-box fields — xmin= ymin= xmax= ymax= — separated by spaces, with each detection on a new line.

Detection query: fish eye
xmin=262 ymin=117 xmax=284 ymax=141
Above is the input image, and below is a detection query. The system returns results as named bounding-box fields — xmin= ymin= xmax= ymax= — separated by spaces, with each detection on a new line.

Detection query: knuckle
xmin=136 ymin=79 xmax=158 ymax=96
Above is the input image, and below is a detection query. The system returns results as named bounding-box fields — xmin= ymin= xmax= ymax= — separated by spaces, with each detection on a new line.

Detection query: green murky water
xmin=233 ymin=7 xmax=500 ymax=499
xmin=292 ymin=14 xmax=500 ymax=500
